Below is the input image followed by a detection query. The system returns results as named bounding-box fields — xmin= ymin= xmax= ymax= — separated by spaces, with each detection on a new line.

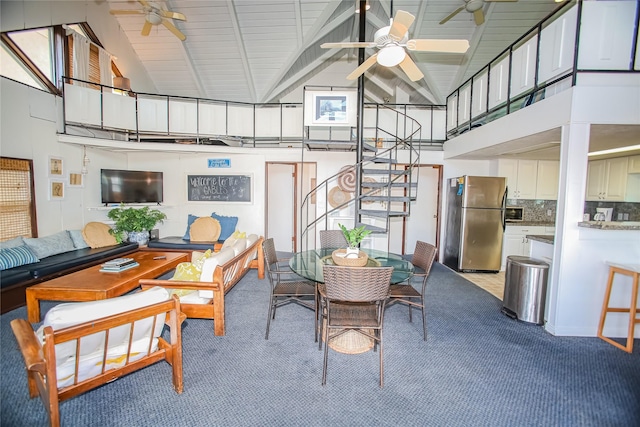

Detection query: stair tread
xmin=362 ymin=169 xmax=408 ymax=175
xmin=359 ymin=209 xmax=409 ymax=217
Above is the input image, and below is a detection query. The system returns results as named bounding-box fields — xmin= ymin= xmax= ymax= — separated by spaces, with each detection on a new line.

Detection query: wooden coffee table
xmin=26 ymin=251 xmax=188 ymax=323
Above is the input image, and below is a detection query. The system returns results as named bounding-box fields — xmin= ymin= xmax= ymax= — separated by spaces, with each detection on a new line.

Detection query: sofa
xmin=140 ymin=233 xmax=264 ymax=336
xmin=10 ymin=286 xmax=184 ymax=427
xmin=0 ymin=230 xmax=138 ymax=314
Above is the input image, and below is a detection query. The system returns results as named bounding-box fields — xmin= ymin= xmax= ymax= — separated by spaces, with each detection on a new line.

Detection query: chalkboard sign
xmin=187 ymin=175 xmax=252 ymax=202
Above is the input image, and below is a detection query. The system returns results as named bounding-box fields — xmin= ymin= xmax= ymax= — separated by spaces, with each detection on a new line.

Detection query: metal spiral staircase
xmin=300 ymin=105 xmax=422 ymax=251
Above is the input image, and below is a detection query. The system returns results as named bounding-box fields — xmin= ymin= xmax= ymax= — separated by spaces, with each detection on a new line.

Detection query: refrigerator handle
xmin=501 ymin=187 xmax=508 ymax=231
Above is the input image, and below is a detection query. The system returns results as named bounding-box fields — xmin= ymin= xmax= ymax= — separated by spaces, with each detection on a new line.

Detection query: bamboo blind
xmin=0 ymin=158 xmax=36 ymax=240
xmin=68 ymin=35 xmax=101 ymax=89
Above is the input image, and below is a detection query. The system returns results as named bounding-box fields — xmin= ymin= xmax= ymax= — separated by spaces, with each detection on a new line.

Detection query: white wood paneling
xmin=488 ymin=56 xmax=509 ymax=109
xmin=282 ymin=106 xmax=303 ymax=138
xmin=138 ymin=96 xmax=168 ymax=133
xmin=447 ymin=94 xmax=457 ymax=131
xmin=458 ymin=83 xmax=471 ymax=125
xmin=169 ymin=99 xmax=198 ymax=134
xmin=578 ymin=0 xmax=637 ymax=70
xmin=198 ymin=102 xmax=227 ymax=136
xmin=510 ymin=35 xmax=538 ymax=99
xmin=227 ymin=104 xmax=254 ymax=137
xmin=255 ymin=106 xmax=281 ymax=138
xmin=103 ymin=92 xmax=136 ymax=131
xmin=538 ymin=4 xmax=577 ymax=84
xmin=64 ymin=84 xmax=101 ymax=127
xmin=471 ymin=70 xmax=488 ymax=119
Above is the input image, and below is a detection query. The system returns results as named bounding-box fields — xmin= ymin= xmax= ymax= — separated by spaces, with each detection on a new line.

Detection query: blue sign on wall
xmin=208 ymin=159 xmax=231 ymax=168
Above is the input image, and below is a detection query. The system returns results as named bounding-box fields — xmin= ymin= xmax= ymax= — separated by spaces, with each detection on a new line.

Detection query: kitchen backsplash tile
xmin=506 ymin=199 xmax=557 ymax=222
xmin=584 ymin=201 xmax=640 ymax=221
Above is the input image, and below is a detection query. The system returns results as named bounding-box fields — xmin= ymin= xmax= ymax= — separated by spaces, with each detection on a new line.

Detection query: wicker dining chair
xmin=387 ymin=241 xmax=437 ymax=341
xmin=319 ymin=230 xmax=348 ymax=249
xmin=262 ymin=238 xmax=317 ymax=340
xmin=318 ymin=265 xmax=393 ymax=387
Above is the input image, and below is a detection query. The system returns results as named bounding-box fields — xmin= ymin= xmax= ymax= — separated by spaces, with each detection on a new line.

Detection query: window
xmin=0 ymin=43 xmax=48 ymax=90
xmin=8 ymin=28 xmax=53 ymax=81
xmin=0 ymin=157 xmax=37 ymax=240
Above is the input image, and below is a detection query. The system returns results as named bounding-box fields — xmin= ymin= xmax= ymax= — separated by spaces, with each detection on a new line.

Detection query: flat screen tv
xmin=101 ymin=169 xmax=163 ymax=204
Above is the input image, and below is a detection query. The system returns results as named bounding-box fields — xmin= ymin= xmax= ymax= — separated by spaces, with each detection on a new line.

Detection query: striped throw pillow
xmin=0 ymin=245 xmax=40 ymax=270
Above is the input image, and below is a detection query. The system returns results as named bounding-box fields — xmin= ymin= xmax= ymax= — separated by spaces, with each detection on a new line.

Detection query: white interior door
xmin=267 ymin=163 xmax=295 ymax=252
xmin=405 ymin=166 xmax=439 ymax=252
xmin=388 ymin=165 xmax=440 ymax=255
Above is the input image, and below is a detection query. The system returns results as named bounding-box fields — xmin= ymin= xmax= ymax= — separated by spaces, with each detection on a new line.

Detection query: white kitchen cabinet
xmin=586 ymin=158 xmax=628 ymax=201
xmin=628 ymin=155 xmax=640 ymax=173
xmin=535 ymin=161 xmax=559 ymax=200
xmin=501 ymin=225 xmax=548 ymax=270
xmin=498 ymin=159 xmax=538 ymax=199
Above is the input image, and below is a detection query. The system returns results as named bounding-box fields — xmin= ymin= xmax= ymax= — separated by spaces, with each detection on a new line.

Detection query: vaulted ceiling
xmin=106 ymin=0 xmax=563 ymax=105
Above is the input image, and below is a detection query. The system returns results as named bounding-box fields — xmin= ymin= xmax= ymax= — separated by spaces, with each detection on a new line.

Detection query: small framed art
xmin=68 ymin=172 xmax=84 ymax=188
xmin=49 ymin=180 xmax=65 ymax=200
xmin=48 ymin=156 xmax=64 ymax=177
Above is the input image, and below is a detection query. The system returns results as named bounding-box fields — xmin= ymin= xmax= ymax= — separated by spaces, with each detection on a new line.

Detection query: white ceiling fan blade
xmin=141 ymin=20 xmax=153 ymax=36
xmin=388 ymin=10 xmax=415 ymax=41
xmin=161 ymin=10 xmax=187 ymax=21
xmin=398 ymin=56 xmax=424 ymax=82
xmin=474 ymin=9 xmax=485 ymax=26
xmin=162 ymin=20 xmax=186 ymax=41
xmin=110 ymin=10 xmax=145 ymax=15
xmin=439 ymin=6 xmax=465 ymax=25
xmin=406 ymin=39 xmax=470 ymax=53
xmin=321 ymin=42 xmax=377 ymax=49
xmin=347 ymin=53 xmax=378 ymax=80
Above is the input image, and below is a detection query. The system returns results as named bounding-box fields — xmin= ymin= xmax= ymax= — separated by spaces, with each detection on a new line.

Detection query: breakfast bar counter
xmin=578 ymin=221 xmax=640 ymax=230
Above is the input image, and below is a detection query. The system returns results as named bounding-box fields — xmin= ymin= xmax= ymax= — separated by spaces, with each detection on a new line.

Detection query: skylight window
xmin=7 ymin=28 xmax=53 ymax=81
xmin=0 ymin=44 xmax=47 ymax=91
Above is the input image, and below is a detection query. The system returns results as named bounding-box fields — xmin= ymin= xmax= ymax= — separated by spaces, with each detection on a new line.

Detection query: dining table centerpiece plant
xmin=332 ymin=223 xmax=372 ymax=266
xmin=107 ymin=204 xmax=167 ymax=245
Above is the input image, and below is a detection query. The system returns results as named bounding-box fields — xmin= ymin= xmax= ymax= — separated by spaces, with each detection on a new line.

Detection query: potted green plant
xmin=338 ymin=223 xmax=372 ymax=258
xmin=107 ymin=204 xmax=167 ymax=245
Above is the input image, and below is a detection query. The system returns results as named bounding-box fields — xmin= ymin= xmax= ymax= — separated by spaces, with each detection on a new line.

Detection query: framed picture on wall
xmin=303 ymin=90 xmax=357 ymax=127
xmin=49 ymin=180 xmax=65 ymax=200
xmin=68 ymin=171 xmax=84 ymax=188
xmin=48 ymin=156 xmax=64 ymax=177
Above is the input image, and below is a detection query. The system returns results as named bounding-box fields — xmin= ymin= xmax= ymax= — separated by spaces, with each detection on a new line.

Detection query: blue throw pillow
xmin=211 ymin=213 xmax=238 ymax=241
xmin=0 ymin=245 xmax=39 ymax=270
xmin=183 ymin=214 xmax=200 ymax=240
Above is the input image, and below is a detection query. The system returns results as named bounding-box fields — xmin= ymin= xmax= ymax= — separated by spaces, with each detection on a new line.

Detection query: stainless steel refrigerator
xmin=443 ymin=176 xmax=507 ymax=272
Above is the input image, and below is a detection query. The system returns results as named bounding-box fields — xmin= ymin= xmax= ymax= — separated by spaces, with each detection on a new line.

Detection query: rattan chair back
xmin=387 ymin=241 xmax=437 ymax=341
xmin=322 ymin=265 xmax=393 ymax=302
xmin=319 ymin=230 xmax=348 ymax=249
xmin=262 ymin=237 xmax=316 ymax=340
xmin=412 ymin=241 xmax=437 ymax=279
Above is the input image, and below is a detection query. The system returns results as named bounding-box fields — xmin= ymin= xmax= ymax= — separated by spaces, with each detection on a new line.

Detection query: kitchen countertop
xmin=526 ymin=235 xmax=555 ymax=244
xmin=578 ymin=221 xmax=640 ymax=230
xmin=506 ymin=221 xmax=555 ymax=227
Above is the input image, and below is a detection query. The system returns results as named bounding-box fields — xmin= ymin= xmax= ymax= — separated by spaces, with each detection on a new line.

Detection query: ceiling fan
xmin=440 ymin=0 xmax=518 ymax=26
xmin=109 ymin=0 xmax=187 ymax=41
xmin=321 ymin=10 xmax=469 ymax=82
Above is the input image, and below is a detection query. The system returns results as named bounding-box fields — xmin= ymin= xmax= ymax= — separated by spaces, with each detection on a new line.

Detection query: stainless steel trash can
xmin=502 ymin=256 xmax=549 ymax=325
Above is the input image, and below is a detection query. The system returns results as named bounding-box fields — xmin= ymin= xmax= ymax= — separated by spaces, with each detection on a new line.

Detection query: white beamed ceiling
xmin=107 ymin=0 xmax=562 ymax=104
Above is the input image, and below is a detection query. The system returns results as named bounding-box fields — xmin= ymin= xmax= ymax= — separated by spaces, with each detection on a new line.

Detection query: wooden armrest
xmin=9 ymin=319 xmax=46 ymax=375
xmin=140 ymin=279 xmax=222 ymax=292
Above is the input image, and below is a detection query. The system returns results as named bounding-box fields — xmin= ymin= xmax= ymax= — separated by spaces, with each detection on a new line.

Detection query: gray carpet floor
xmin=1 ymin=262 xmax=639 ymax=426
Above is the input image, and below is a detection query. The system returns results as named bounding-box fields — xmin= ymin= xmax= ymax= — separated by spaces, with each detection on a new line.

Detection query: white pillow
xmin=231 ymin=238 xmax=248 ymax=256
xmin=199 ymin=248 xmax=235 ymax=283
xmin=37 ymin=287 xmax=170 ymax=363
xmin=221 ymin=235 xmax=238 ymax=250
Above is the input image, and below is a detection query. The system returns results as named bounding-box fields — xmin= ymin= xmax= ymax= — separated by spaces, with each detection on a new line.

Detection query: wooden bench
xmin=10 ymin=288 xmax=184 ymax=427
xmin=140 ymin=236 xmax=264 ymax=336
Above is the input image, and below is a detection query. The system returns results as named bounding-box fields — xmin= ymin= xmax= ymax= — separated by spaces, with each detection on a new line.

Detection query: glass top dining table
xmin=289 ymin=247 xmax=414 ymax=284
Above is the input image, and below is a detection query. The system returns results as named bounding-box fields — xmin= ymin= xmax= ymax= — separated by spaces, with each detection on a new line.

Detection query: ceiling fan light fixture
xmin=377 ymin=45 xmax=406 ymax=67
xmin=147 ymin=11 xmax=162 ymax=25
